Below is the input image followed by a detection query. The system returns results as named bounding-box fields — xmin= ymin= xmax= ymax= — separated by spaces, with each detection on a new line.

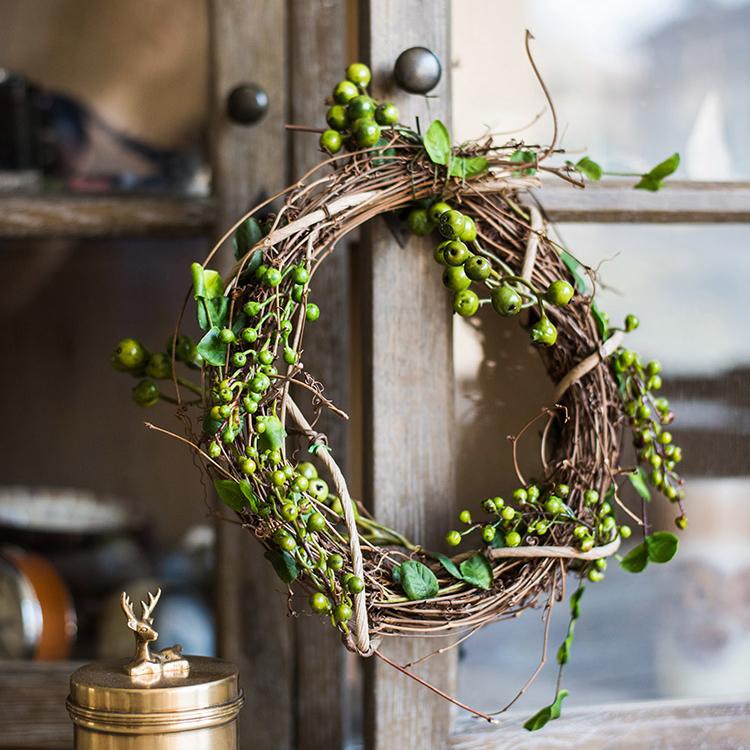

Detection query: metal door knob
xmin=226 ymin=84 xmax=269 ymax=125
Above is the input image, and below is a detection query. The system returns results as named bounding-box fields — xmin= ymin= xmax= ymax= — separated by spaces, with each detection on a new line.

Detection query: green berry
xmin=326 ymin=104 xmax=348 ymax=131
xmin=491 ymin=285 xmax=522 ymax=316
xmin=219 ymin=404 xmax=232 ymax=419
xmin=346 ymin=62 xmax=371 ymax=87
xmin=545 ymin=280 xmax=574 ymax=306
xmin=624 ymin=314 xmax=640 ymax=332
xmin=428 ymin=201 xmax=452 ymax=224
xmin=501 ymin=506 xmax=515 ymax=522
xmin=544 ymin=497 xmax=563 ymax=514
xmin=556 ymin=483 xmax=570 ymax=498
xmin=283 ymin=347 xmax=298 ymax=365
xmin=445 ymin=530 xmax=461 ymax=546
xmin=292 ymin=266 xmax=309 ymax=284
xmin=292 ymin=284 xmax=305 ymax=303
xmin=114 ymin=338 xmax=147 ymax=370
xmin=241 ymin=327 xmax=258 ymax=344
xmin=647 ymin=360 xmax=662 ymax=376
xmin=530 ymin=317 xmax=557 ymax=346
xmin=258 ymin=349 xmax=274 ymax=366
xmin=219 ymin=328 xmax=235 ymax=344
xmin=512 ymin=488 xmax=528 ymax=503
xmin=535 ymin=521 xmax=549 ymax=535
xmin=619 ymin=525 xmax=632 ymax=539
xmin=407 ymin=208 xmax=434 ymax=236
xmin=250 ymin=373 xmax=270 ymax=393
xmin=333 ymin=80 xmax=358 ymax=104
xmin=208 ymin=441 xmax=222 ymax=458
xmin=579 ymin=536 xmax=595 ymax=552
xmin=482 ymin=498 xmax=497 ymax=513
xmin=298 ymin=462 xmax=318 ymax=480
xmin=375 ymin=102 xmax=399 ymax=126
xmin=346 ymin=575 xmax=365 ymax=594
xmin=145 ymin=353 xmax=171 ymax=379
xmin=442 ymin=265 xmax=471 ymax=291
xmin=583 ymin=489 xmax=599 ymax=505
xmin=243 ymin=301 xmax=261 ymax=317
xmin=307 ymin=512 xmax=326 ymax=532
xmin=271 ymin=470 xmax=287 ymax=487
xmin=505 ymin=531 xmax=521 ymax=547
xmin=328 ymin=553 xmax=344 ymax=571
xmin=264 ymin=268 xmax=282 ymax=287
xmin=482 ymin=525 xmax=496 ymax=543
xmin=458 ymin=215 xmax=477 ymax=242
xmin=353 ymin=118 xmax=380 ymax=147
xmin=347 ymin=95 xmax=376 ymax=122
xmin=675 ymin=515 xmax=688 ymax=530
xmin=255 ymin=264 xmax=268 ymax=281
xmin=132 ymin=379 xmax=159 ymax=407
xmin=309 ymin=478 xmax=329 ymax=502
xmin=527 ymin=485 xmax=540 ymax=502
xmin=281 ymin=503 xmax=298 ymax=522
xmin=306 ymin=303 xmax=320 ymax=321
xmin=443 ymin=240 xmax=470 ymax=266
xmin=439 ymin=210 xmax=466 ymax=240
xmin=320 ymin=129 xmax=343 ymax=154
xmin=232 ymin=352 xmax=247 ymax=367
xmin=310 ymin=592 xmax=331 ymax=613
xmin=240 ymin=457 xmax=256 ymax=474
xmin=453 ymin=289 xmax=480 ymax=317
xmin=464 ymin=256 xmax=491 ymax=281
xmin=458 ymin=509 xmax=472 ymax=524
xmin=334 ymin=603 xmax=353 ymax=623
xmin=588 ymin=569 xmax=604 ymax=583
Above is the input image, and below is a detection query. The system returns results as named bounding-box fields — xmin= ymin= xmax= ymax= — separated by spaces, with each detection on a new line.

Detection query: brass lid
xmin=67 ymin=656 xmax=243 ymax=734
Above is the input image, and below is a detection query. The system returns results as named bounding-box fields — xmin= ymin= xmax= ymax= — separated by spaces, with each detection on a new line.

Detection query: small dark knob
xmin=226 ymin=84 xmax=269 ymax=125
xmin=394 ymin=47 xmax=442 ymax=95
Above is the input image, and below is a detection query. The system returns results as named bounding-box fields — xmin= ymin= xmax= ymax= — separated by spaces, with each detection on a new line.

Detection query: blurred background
xmin=0 ymin=0 xmax=748 ymax=746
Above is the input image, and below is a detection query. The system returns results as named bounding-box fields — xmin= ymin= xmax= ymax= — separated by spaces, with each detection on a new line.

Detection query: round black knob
xmin=226 ymin=84 xmax=269 ymax=125
xmin=393 ymin=47 xmax=442 ymax=95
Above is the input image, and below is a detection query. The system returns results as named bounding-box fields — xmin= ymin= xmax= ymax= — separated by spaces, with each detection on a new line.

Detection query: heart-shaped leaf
xmin=449 ymin=156 xmax=489 ymax=179
xmin=620 ymin=541 xmax=649 ymax=573
xmin=423 ymin=120 xmax=452 ymax=166
xmin=398 ymin=560 xmax=439 ymax=600
xmin=634 ymin=153 xmax=680 ymax=191
xmin=628 ymin=467 xmax=652 ymax=502
xmin=257 ymin=415 xmax=287 ymax=453
xmin=645 ymin=531 xmax=679 ymax=564
xmin=575 ymin=156 xmax=602 ymax=181
xmin=197 ymin=296 xmax=229 ymax=331
xmin=524 ymin=690 xmax=569 ymax=731
xmin=264 ymin=549 xmax=298 ymax=584
xmin=459 ymin=553 xmax=493 ymax=590
xmin=214 ymin=479 xmax=247 ymax=511
xmin=196 ymin=327 xmax=227 ymax=366
xmin=434 ymin=552 xmax=462 ymax=580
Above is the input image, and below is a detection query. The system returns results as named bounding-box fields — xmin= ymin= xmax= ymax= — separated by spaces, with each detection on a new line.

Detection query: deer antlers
xmin=120 ymin=588 xmax=162 ymax=626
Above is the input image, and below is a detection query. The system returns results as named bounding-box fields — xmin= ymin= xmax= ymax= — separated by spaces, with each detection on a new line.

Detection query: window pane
xmin=454 ymin=225 xmax=750 ymax=712
xmin=452 ymin=0 xmax=750 ymax=180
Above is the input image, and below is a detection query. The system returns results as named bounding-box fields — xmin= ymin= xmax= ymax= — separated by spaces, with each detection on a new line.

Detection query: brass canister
xmin=66 ymin=589 xmax=243 ymax=749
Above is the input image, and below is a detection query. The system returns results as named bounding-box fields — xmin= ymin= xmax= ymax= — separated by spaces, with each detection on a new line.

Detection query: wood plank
xmin=0 ymin=661 xmax=78 ymax=749
xmin=537 ymin=180 xmax=750 ymax=223
xmin=208 ymin=3 xmax=292 ymax=750
xmin=0 ymin=195 xmax=214 ymax=238
xmin=358 ymin=3 xmax=457 ymax=749
xmin=288 ymin=2 xmax=348 ymax=749
xmin=449 ymin=697 xmax=750 ymax=750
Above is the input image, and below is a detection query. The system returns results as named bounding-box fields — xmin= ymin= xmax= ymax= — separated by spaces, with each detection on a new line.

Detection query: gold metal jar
xmin=66 ymin=589 xmax=243 ymax=749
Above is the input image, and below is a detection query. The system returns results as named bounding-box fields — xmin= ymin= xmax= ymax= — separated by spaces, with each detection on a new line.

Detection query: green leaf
xmin=557 ymin=630 xmax=574 ymax=665
xmin=196 ymin=327 xmax=227 ymax=366
xmin=398 ymin=560 xmax=439 ymax=601
xmin=233 ymin=217 xmax=264 ymax=261
xmin=239 ymin=480 xmax=259 ymax=512
xmin=264 ymin=549 xmax=299 ymax=584
xmin=510 ymin=149 xmax=537 ymax=175
xmin=459 ymin=554 xmax=494 ymax=591
xmin=634 ymin=153 xmax=680 ymax=191
xmin=524 ymin=690 xmax=569 ymax=732
xmin=449 ymin=156 xmax=489 ymax=179
xmin=197 ymin=296 xmax=229 ymax=331
xmin=191 ymin=262 xmax=224 ymax=299
xmin=628 ymin=467 xmax=652 ymax=502
xmin=620 ymin=541 xmax=649 ymax=573
xmin=591 ymin=302 xmax=609 ymax=340
xmin=559 ymin=249 xmax=589 ymax=294
xmin=575 ymin=156 xmax=602 ymax=181
xmin=257 ymin=415 xmax=287 ymax=453
xmin=391 ymin=565 xmax=402 ymax=585
xmin=645 ymin=531 xmax=679 ymax=564
xmin=569 ymin=586 xmax=585 ymax=619
xmin=423 ymin=120 xmax=452 ymax=166
xmin=214 ymin=479 xmax=247 ymax=511
xmin=435 ymin=552 xmax=462 ymax=580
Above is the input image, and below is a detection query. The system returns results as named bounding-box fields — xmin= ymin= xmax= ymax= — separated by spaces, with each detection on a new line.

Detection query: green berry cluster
xmin=614 ymin=340 xmax=685 ymax=525
xmin=446 ymin=482 xmax=629 ymax=583
xmin=407 ymin=202 xmax=574 ymax=347
xmin=320 ymin=63 xmax=399 ymax=153
xmin=112 ymin=335 xmax=203 ymax=407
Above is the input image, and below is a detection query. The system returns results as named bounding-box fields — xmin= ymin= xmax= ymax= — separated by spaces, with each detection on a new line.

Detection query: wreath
xmin=112 ymin=52 xmax=685 ymax=729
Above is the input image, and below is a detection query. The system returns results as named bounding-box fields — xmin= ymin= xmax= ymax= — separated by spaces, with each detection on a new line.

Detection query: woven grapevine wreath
xmin=113 ymin=55 xmax=686 ymax=728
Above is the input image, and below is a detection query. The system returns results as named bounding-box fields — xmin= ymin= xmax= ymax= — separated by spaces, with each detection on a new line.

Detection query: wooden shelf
xmin=0 ymin=194 xmax=215 ymax=239
xmin=536 ymin=180 xmax=750 ymax=223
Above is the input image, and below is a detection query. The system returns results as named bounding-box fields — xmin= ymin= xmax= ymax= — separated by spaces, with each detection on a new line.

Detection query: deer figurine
xmin=120 ymin=588 xmax=189 ymax=678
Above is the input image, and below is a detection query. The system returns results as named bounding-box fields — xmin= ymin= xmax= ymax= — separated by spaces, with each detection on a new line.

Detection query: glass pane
xmin=452 ymin=0 xmax=750 ymax=180
xmin=0 ymin=0 xmax=209 ymax=194
xmin=454 ymin=225 xmax=750 ymax=712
